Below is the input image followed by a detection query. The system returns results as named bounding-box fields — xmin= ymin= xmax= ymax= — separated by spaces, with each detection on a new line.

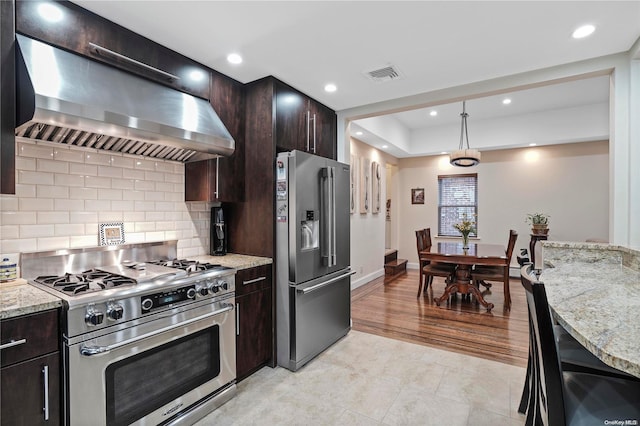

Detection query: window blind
xmin=438 ymin=174 xmax=478 ymax=237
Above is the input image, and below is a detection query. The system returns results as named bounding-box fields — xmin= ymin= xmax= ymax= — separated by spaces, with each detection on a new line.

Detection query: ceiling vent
xmin=364 ymin=64 xmax=403 ymax=83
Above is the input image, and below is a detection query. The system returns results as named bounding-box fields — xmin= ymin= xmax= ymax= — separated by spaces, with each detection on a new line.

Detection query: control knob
xmin=141 ymin=298 xmax=153 ymax=311
xmin=85 ymin=305 xmax=104 ymax=326
xmin=107 ymin=302 xmax=124 ymax=321
xmin=197 ymin=284 xmax=209 ymax=296
xmin=186 ymin=288 xmax=197 ymax=299
xmin=218 ymin=280 xmax=229 ymax=291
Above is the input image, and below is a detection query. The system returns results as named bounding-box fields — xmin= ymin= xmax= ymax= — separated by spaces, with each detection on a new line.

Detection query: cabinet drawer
xmin=1 ymin=310 xmax=59 ymax=367
xmin=235 ymin=265 xmax=272 ymax=297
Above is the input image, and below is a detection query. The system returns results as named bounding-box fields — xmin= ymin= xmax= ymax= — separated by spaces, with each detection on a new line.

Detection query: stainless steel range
xmin=21 ymin=241 xmax=237 ymax=426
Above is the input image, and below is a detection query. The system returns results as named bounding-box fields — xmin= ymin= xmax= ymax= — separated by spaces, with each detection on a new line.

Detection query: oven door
xmin=65 ymin=299 xmax=236 ymax=426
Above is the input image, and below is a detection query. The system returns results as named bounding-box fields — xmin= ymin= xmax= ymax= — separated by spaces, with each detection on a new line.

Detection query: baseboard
xmin=407 ymin=262 xmax=420 ymax=270
xmin=351 ymin=268 xmax=385 ymax=290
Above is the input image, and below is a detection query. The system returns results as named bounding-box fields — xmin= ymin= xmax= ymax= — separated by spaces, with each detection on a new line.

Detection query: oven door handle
xmin=79 ymin=303 xmax=234 ymax=357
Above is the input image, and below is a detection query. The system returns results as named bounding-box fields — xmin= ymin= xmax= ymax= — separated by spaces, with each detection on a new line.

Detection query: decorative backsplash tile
xmin=1 ymin=138 xmax=212 ymax=271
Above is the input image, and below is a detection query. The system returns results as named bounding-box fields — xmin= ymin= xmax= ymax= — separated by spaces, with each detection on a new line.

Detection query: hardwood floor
xmin=351 ymin=269 xmax=529 ymax=368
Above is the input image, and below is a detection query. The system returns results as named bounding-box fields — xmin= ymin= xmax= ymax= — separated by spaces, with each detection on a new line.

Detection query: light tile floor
xmin=195 ymin=331 xmax=527 ymax=425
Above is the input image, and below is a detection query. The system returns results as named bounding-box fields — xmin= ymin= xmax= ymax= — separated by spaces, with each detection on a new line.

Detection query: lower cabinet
xmin=0 ymin=353 xmax=61 ymax=425
xmin=1 ymin=309 xmax=61 ymax=425
xmin=235 ymin=264 xmax=273 ymax=381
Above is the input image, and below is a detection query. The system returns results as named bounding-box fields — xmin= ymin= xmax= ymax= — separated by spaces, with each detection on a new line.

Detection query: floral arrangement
xmin=454 ymin=214 xmax=476 ymax=248
xmin=453 ymin=214 xmax=476 ymax=236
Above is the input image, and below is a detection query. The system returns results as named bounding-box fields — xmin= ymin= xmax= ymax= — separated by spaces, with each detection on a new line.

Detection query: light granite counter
xmin=189 ymin=253 xmax=272 ymax=271
xmin=0 ymin=283 xmax=63 ymax=320
xmin=540 ymin=242 xmax=640 ymax=378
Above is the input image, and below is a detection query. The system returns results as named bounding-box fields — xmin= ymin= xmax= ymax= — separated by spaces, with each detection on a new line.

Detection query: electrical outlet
xmin=359 ymin=266 xmax=364 ymax=274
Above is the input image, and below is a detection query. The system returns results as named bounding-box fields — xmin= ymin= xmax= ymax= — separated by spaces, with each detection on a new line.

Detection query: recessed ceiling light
xmin=189 ymin=70 xmax=206 ymax=82
xmin=572 ymin=24 xmax=595 ymax=39
xmin=38 ymin=3 xmax=64 ymax=22
xmin=227 ymin=53 xmax=243 ymax=64
xmin=382 ymin=145 xmax=388 ymax=149
xmin=529 ymin=143 xmax=537 ymax=147
xmin=430 ymin=110 xmax=438 ymax=117
xmin=502 ymin=98 xmax=512 ymax=105
xmin=355 ymin=131 xmax=363 ymax=136
xmin=324 ymin=83 xmax=337 ymax=93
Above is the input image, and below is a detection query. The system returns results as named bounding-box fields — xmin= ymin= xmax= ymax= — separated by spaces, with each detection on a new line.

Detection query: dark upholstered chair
xmin=471 ymin=229 xmax=517 ymax=309
xmin=415 ymin=228 xmax=455 ymax=297
xmin=519 ymin=264 xmax=640 ymax=425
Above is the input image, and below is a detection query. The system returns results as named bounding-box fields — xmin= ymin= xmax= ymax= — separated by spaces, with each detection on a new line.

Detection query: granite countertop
xmin=540 ymin=242 xmax=640 ymax=378
xmin=189 ymin=253 xmax=272 ymax=270
xmin=0 ymin=283 xmax=63 ymax=320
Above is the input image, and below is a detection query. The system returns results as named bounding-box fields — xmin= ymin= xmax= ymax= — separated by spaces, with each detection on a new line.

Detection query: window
xmin=438 ymin=174 xmax=478 ymax=237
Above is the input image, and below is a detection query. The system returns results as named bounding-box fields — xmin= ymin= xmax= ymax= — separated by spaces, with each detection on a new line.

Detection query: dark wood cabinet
xmin=1 ymin=353 xmax=61 ymax=426
xmin=185 ymin=71 xmax=246 ymax=202
xmin=1 ymin=309 xmax=61 ymax=425
xmin=0 ymin=0 xmax=16 ymax=194
xmin=15 ymin=1 xmax=210 ymax=99
xmin=235 ymin=264 xmax=273 ymax=381
xmin=275 ymin=80 xmax=336 ymax=159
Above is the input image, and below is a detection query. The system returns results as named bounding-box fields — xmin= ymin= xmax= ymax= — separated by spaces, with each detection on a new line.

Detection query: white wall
xmin=395 ymin=141 xmax=609 ymax=268
xmin=349 ymin=138 xmax=397 ymax=288
xmin=0 ymin=138 xmax=212 ymax=273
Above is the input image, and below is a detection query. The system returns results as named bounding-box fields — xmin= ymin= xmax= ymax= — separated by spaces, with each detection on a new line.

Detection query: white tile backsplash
xmin=1 ymin=139 xmax=211 ymax=263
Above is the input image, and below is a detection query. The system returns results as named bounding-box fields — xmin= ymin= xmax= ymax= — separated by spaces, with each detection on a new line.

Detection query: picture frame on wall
xmin=371 ymin=161 xmax=381 ymax=214
xmin=350 ymin=155 xmax=357 ymax=214
xmin=360 ymin=157 xmax=371 ymax=214
xmin=411 ymin=188 xmax=425 ymax=205
xmin=99 ymin=222 xmax=125 ymax=245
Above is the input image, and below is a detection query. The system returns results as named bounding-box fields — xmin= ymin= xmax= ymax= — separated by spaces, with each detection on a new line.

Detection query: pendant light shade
xmin=450 ymin=101 xmax=481 ymax=167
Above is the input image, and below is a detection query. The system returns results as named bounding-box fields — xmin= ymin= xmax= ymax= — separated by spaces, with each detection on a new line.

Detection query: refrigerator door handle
xmin=330 ymin=166 xmax=337 ymax=266
xmin=297 ymin=270 xmax=355 ymax=294
xmin=321 ymin=167 xmax=334 ymax=266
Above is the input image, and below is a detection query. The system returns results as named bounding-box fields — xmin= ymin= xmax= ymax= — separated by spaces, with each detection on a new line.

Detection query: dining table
xmin=420 ymin=242 xmax=508 ymax=312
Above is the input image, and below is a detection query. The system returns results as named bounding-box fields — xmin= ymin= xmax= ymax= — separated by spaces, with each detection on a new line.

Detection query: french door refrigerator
xmin=275 ymin=150 xmax=354 ymax=372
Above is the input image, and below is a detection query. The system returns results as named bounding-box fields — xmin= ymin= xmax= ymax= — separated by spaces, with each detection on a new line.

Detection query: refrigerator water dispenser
xmin=301 ymin=211 xmax=319 ymax=250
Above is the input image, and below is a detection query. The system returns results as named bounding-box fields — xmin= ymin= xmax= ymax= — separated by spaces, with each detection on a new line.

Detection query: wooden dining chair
xmin=415 ymin=228 xmax=455 ymax=297
xmin=471 ymin=229 xmax=517 ymax=309
xmin=519 ymin=264 xmax=640 ymax=425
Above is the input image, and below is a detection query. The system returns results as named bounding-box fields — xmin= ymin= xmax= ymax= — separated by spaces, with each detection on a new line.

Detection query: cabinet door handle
xmin=243 ymin=276 xmax=266 ymax=285
xmin=42 ymin=365 xmax=50 ymax=421
xmin=215 ymin=156 xmax=220 ymax=199
xmin=88 ymin=42 xmax=180 ymax=81
xmin=306 ymin=111 xmax=311 ymax=151
xmin=0 ymin=338 xmax=27 ymax=350
xmin=236 ymin=303 xmax=240 ymax=336
xmin=312 ymin=113 xmax=317 ymax=153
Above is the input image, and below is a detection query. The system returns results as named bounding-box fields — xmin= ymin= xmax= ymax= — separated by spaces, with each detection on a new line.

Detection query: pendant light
xmin=450 ymin=101 xmax=481 ymax=167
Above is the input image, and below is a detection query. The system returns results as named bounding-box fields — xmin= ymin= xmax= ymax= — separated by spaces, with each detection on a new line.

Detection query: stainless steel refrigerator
xmin=275 ymin=150 xmax=353 ymax=372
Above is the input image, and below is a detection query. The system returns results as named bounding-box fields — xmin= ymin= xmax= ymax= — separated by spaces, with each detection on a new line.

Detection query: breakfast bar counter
xmin=540 ymin=242 xmax=640 ymax=378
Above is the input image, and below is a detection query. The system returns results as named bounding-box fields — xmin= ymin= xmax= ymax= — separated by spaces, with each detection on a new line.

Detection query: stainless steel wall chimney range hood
xmin=15 ymin=35 xmax=235 ymax=162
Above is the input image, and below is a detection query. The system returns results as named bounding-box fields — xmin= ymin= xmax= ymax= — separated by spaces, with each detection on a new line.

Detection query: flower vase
xmin=461 ymin=233 xmax=470 ymax=249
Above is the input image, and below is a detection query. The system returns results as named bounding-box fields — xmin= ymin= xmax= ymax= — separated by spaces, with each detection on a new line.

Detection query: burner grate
xmin=35 ymin=270 xmax=136 ymax=295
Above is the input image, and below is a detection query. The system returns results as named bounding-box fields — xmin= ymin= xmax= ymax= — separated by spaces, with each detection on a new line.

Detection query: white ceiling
xmin=70 ymin=1 xmax=640 ymax=154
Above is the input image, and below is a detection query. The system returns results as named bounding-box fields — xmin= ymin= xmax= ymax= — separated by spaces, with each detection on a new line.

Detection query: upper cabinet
xmin=185 ymin=71 xmax=246 ymax=202
xmin=1 ymin=0 xmax=16 ymax=194
xmin=15 ymin=1 xmax=210 ymax=99
xmin=275 ymin=81 xmax=336 ymax=160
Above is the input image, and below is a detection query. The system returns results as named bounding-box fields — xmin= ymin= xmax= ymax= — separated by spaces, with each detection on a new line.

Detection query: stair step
xmin=384 ymin=258 xmax=407 ymax=276
xmin=384 ymin=249 xmax=398 ymax=264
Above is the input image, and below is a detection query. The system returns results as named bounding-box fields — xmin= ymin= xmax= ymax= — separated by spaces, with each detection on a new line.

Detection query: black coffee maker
xmin=211 ymin=206 xmax=227 ymax=256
